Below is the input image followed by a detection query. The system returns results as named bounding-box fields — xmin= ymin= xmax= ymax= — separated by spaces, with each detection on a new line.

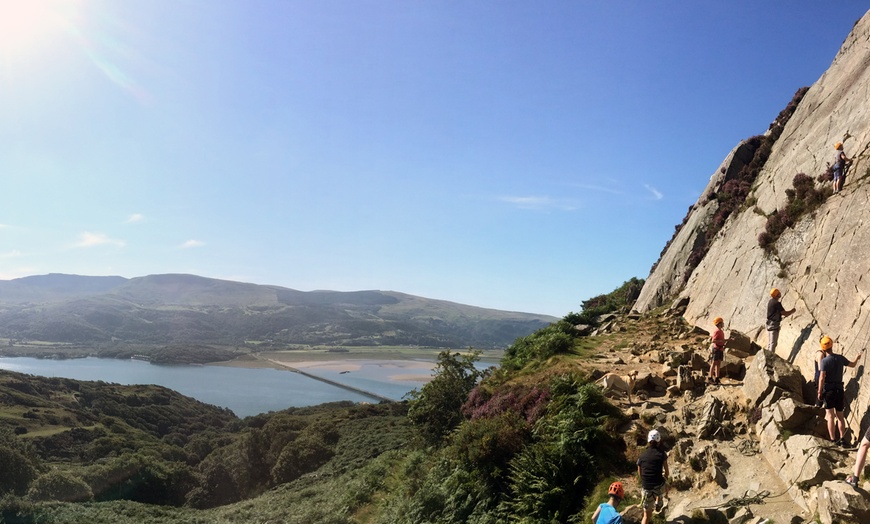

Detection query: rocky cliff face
xmin=637 ymin=10 xmax=870 ymax=434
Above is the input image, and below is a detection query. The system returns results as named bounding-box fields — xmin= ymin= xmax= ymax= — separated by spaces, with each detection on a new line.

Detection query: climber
xmin=637 ymin=429 xmax=669 ymax=524
xmin=812 ymin=342 xmax=827 ymax=408
xmin=817 ymin=336 xmax=864 ymax=446
xmin=591 ymin=481 xmax=624 ymax=524
xmin=766 ymin=288 xmax=795 ymax=353
xmin=708 ymin=317 xmax=728 ymax=385
xmin=832 ymin=142 xmax=853 ymax=193
xmin=846 ymin=427 xmax=870 ymax=489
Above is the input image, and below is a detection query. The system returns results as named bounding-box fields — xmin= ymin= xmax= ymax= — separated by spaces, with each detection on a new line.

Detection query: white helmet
xmin=648 ymin=429 xmax=661 ymax=443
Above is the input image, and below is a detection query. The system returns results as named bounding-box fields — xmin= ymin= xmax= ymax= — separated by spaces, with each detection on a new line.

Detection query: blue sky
xmin=1 ymin=1 xmax=867 ymax=317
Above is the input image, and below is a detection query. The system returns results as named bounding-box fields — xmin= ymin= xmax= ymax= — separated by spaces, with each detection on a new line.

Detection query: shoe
xmin=654 ymin=496 xmax=665 ymax=514
xmin=846 ymin=475 xmax=859 ymax=488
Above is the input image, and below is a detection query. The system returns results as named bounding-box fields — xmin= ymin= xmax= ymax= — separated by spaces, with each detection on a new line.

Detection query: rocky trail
xmin=581 ymin=301 xmax=870 ymax=524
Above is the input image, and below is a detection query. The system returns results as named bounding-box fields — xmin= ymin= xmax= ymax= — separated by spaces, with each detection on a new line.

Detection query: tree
xmin=407 ymin=351 xmax=482 ymax=445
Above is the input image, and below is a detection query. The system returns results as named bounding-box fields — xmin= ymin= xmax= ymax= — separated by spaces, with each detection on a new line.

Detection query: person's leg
xmin=853 ymin=436 xmax=870 ymax=480
xmin=768 ymin=330 xmax=779 ymax=352
xmin=642 ymin=507 xmax=651 ymax=524
xmin=826 ymin=408 xmax=838 ymax=440
xmin=836 ymin=411 xmax=846 ymax=442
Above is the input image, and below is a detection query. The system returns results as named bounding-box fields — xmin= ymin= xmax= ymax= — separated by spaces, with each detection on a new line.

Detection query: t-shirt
xmin=819 ymin=353 xmax=850 ymax=389
xmin=637 ymin=447 xmax=667 ymax=489
xmin=834 ymin=150 xmax=845 ymax=171
xmin=595 ymin=502 xmax=623 ymax=524
xmin=766 ymin=298 xmax=785 ymax=330
xmin=712 ymin=328 xmax=725 ymax=350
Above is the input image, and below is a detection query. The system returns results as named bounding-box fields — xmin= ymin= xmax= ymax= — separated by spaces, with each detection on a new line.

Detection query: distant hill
xmin=0 ymin=273 xmax=556 ymax=349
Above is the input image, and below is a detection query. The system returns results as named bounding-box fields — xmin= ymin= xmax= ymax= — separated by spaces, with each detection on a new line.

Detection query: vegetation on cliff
xmin=0 ymin=281 xmax=641 ymax=523
xmin=649 ymin=86 xmax=810 ymax=283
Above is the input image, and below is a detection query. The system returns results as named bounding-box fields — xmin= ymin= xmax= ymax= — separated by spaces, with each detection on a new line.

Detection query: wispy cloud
xmin=74 ymin=232 xmax=126 ymax=248
xmin=180 ymin=239 xmax=205 ymax=249
xmin=498 ymin=196 xmax=577 ymax=211
xmin=0 ymin=249 xmax=22 ymax=259
xmin=125 ymin=213 xmax=145 ymax=224
xmin=571 ymin=183 xmax=624 ymax=195
xmin=644 ymin=184 xmax=664 ymax=200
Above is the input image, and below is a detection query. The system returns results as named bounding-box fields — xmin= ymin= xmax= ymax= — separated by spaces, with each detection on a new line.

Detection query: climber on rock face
xmin=817 ymin=335 xmax=864 ymax=446
xmin=765 ymin=288 xmax=795 ymax=353
xmin=832 ymin=142 xmax=853 ymax=193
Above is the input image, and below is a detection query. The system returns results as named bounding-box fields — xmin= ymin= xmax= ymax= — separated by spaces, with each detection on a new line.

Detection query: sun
xmin=0 ymin=0 xmax=75 ymax=57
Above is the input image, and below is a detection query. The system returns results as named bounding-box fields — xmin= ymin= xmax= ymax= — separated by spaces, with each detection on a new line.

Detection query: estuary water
xmin=0 ymin=357 xmax=438 ymax=418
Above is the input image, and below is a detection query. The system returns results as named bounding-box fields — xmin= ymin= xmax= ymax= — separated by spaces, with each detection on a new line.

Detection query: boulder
xmin=725 ymin=329 xmax=758 ymax=356
xmin=742 ymin=350 xmax=805 ymax=407
xmin=677 ymin=365 xmax=695 ymax=391
xmin=763 ymin=397 xmax=819 ymax=432
xmin=817 ymin=480 xmax=870 ymax=524
xmin=619 ymin=504 xmax=644 ymax=524
xmin=720 ymin=352 xmax=746 ymax=380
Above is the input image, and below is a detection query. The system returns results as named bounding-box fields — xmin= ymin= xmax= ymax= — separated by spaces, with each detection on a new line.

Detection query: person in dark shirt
xmin=817 ymin=335 xmax=863 ymax=445
xmin=766 ymin=288 xmax=795 ymax=352
xmin=637 ymin=429 xmax=669 ymax=524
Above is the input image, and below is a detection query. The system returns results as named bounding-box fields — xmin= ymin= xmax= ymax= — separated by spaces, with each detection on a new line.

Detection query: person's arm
xmin=591 ymin=505 xmax=601 ymax=523
xmin=818 ymin=370 xmax=826 ymax=399
xmin=849 ymin=349 xmax=865 ymax=368
xmin=783 ymin=308 xmax=796 ymax=317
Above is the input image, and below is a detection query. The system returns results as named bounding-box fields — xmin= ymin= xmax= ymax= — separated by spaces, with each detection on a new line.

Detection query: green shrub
xmin=27 ymin=470 xmax=93 ymax=502
xmin=501 ymin=321 xmax=576 ymax=370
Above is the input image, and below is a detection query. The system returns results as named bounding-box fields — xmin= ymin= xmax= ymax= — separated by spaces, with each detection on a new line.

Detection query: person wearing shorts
xmin=817 ymin=336 xmax=863 ymax=445
xmin=708 ymin=317 xmax=727 ymax=385
xmin=637 ymin=429 xmax=669 ymax=524
xmin=846 ymin=424 xmax=870 ymax=488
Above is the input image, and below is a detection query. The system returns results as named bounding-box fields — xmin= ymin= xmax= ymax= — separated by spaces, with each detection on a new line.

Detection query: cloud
xmin=0 ymin=249 xmax=22 ymax=259
xmin=644 ymin=184 xmax=664 ymax=200
xmin=125 ymin=213 xmax=145 ymax=224
xmin=74 ymin=232 xmax=126 ymax=248
xmin=498 ymin=195 xmax=577 ymax=211
xmin=571 ymin=183 xmax=624 ymax=195
xmin=180 ymin=239 xmax=205 ymax=249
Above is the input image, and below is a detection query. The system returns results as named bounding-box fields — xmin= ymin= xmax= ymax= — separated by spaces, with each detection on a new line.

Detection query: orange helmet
xmin=608 ymin=481 xmax=625 ymax=500
xmin=713 ymin=317 xmax=723 ymax=326
xmin=770 ymin=288 xmax=781 ymax=298
xmin=820 ymin=336 xmax=833 ymax=351
xmin=835 ymin=142 xmax=843 ymax=150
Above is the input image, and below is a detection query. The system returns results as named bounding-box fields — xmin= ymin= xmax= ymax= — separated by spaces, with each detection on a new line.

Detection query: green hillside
xmin=0 ymin=279 xmax=656 ymax=523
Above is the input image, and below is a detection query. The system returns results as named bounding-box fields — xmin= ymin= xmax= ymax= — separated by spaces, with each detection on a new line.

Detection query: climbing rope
xmin=688 ymin=443 xmax=834 ymax=512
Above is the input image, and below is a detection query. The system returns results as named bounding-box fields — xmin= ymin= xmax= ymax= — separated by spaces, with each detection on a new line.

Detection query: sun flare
xmin=0 ymin=0 xmax=75 ymax=56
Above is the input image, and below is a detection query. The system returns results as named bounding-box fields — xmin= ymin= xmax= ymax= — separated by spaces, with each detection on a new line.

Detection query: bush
xmin=27 ymin=470 xmax=93 ymax=502
xmin=407 ymin=351 xmax=483 ymax=445
xmin=759 ymin=172 xmax=832 ymax=253
xmin=501 ymin=321 xmax=576 ymax=371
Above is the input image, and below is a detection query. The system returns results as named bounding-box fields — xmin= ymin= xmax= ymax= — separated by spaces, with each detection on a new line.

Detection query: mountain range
xmin=0 ymin=273 xmax=556 ymax=349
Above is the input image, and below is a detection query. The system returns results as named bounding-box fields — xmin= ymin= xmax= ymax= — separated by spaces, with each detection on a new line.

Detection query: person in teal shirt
xmin=591 ymin=481 xmax=623 ymax=524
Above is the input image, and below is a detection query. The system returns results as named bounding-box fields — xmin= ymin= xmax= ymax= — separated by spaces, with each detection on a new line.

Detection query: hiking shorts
xmin=711 ymin=349 xmax=724 ymax=362
xmin=823 ymin=388 xmax=845 ymax=412
xmin=641 ymin=483 xmax=664 ymax=510
xmin=864 ymin=423 xmax=870 ymax=443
